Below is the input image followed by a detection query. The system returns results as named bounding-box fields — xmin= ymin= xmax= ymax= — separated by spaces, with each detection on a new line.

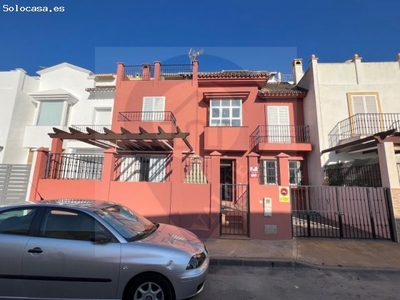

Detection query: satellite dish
xmin=188 ymin=48 xmax=204 ymax=63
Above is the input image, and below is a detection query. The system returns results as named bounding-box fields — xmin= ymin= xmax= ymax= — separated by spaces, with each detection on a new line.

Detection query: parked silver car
xmin=0 ymin=199 xmax=209 ymax=300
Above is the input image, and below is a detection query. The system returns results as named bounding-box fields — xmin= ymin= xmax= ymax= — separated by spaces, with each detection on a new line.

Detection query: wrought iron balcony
xmin=328 ymin=113 xmax=400 ymax=147
xmin=117 ymin=111 xmax=177 ymax=126
xmin=70 ymin=125 xmax=111 ymax=133
xmin=250 ymin=125 xmax=310 ymax=149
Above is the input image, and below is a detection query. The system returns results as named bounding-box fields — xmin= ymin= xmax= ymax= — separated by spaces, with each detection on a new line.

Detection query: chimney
xmin=292 ymin=59 xmax=303 ymax=84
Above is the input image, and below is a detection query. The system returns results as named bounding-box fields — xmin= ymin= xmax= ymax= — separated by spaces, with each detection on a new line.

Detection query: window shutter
xmin=267 ymin=106 xmax=279 ymax=125
xmin=364 ymin=95 xmax=378 ymax=113
xmin=142 ymin=97 xmax=165 ymax=121
xmin=278 ymin=106 xmax=289 ymax=125
xmin=352 ymin=96 xmax=365 ymax=114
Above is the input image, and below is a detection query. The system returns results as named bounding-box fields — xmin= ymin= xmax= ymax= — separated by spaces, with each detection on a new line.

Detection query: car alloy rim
xmin=134 ymin=282 xmax=164 ymax=300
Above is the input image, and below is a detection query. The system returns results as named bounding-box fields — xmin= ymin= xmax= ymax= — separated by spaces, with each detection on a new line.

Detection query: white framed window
xmin=267 ymin=106 xmax=290 ymax=143
xmin=209 ymin=99 xmax=242 ymax=126
xmin=142 ymin=96 xmax=165 ymax=121
xmin=260 ymin=160 xmax=277 ymax=185
xmin=36 ymin=101 xmax=68 ymax=126
xmin=119 ymin=155 xmax=167 ymax=182
xmin=289 ymin=161 xmax=302 ymax=185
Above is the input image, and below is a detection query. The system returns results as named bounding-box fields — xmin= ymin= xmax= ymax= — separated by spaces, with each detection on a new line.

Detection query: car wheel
xmin=126 ymin=274 xmax=174 ymax=300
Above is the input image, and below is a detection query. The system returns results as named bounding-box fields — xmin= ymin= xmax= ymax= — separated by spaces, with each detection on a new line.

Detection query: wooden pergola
xmin=48 ymin=126 xmax=193 ymax=153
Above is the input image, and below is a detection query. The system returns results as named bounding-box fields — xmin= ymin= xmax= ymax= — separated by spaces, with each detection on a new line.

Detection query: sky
xmin=0 ymin=0 xmax=399 ymax=75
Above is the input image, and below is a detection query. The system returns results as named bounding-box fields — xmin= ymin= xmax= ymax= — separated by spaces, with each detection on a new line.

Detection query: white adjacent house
xmin=295 ymin=54 xmax=400 ymax=187
xmin=0 ymin=63 xmax=116 ymax=203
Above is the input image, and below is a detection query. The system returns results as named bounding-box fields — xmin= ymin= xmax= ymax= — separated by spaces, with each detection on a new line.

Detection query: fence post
xmin=29 ymin=148 xmax=49 ymax=201
xmin=209 ymin=151 xmax=221 ymax=238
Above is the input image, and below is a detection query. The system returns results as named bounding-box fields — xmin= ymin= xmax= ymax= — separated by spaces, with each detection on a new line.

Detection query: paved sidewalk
xmin=203 ymin=238 xmax=400 ymax=270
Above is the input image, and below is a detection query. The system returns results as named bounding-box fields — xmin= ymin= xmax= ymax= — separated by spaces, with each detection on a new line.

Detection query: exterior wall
xmin=0 ymin=69 xmax=39 ymax=164
xmin=390 ymin=188 xmax=400 ymax=243
xmin=22 ymin=64 xmax=115 ymax=150
xmin=300 ymin=56 xmax=400 ymax=185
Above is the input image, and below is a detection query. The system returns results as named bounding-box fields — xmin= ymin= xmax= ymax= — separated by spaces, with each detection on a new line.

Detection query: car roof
xmin=0 ymin=199 xmax=116 ymax=211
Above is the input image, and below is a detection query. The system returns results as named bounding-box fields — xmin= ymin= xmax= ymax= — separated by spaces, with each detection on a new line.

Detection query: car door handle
xmin=28 ymin=247 xmax=43 ymax=254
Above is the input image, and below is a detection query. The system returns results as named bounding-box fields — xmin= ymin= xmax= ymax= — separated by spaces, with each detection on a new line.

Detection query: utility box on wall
xmin=263 ymin=197 xmax=272 ymax=217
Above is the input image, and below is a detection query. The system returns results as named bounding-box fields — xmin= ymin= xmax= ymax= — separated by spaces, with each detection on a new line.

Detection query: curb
xmin=209 ymin=257 xmax=400 ymax=272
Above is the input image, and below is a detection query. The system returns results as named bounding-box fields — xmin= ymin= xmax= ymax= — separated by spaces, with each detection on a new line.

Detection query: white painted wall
xmin=0 ymin=69 xmax=39 ymax=164
xmin=23 ymin=63 xmax=115 ymax=151
xmin=299 ymin=56 xmax=400 ymax=185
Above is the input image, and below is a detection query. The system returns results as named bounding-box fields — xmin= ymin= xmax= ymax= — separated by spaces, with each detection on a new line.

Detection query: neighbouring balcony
xmin=204 ymin=126 xmax=249 ymax=152
xmin=117 ymin=111 xmax=177 ymax=132
xmin=70 ymin=125 xmax=111 ymax=133
xmin=122 ymin=63 xmax=193 ymax=81
xmin=250 ymin=125 xmax=311 ymax=152
xmin=328 ymin=113 xmax=400 ymax=147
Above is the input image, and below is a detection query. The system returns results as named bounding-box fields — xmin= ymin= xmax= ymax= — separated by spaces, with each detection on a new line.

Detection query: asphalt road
xmin=194 ymin=265 xmax=400 ymax=300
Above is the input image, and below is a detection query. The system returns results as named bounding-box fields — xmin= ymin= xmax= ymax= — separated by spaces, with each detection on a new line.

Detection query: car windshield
xmin=95 ymin=204 xmax=157 ymax=241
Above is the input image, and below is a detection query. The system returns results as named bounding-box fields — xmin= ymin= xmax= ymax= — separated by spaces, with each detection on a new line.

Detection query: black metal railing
xmin=45 ymin=153 xmax=104 ymax=180
xmin=250 ymin=125 xmax=310 ymax=148
xmin=328 ymin=113 xmax=400 ymax=147
xmin=114 ymin=155 xmax=172 ymax=183
xmin=124 ymin=64 xmax=155 ymax=80
xmin=291 ymin=186 xmax=393 ymax=240
xmin=220 ymin=183 xmax=249 ymax=236
xmin=325 ymin=162 xmax=382 ymax=187
xmin=160 ymin=64 xmax=193 ymax=80
xmin=117 ymin=111 xmax=177 ymax=126
xmin=70 ymin=125 xmax=111 ymax=133
xmin=182 ymin=156 xmax=210 ymax=184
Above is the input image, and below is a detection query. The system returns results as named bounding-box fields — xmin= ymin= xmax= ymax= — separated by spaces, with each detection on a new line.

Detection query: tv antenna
xmin=188 ymin=48 xmax=204 ymax=63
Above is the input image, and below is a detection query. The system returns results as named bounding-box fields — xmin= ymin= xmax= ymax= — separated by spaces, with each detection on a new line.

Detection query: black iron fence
xmin=328 ymin=113 xmax=400 ymax=147
xmin=45 ymin=153 xmax=104 ymax=180
xmin=291 ymin=186 xmax=394 ymax=240
xmin=182 ymin=156 xmax=210 ymax=184
xmin=250 ymin=125 xmax=310 ymax=148
xmin=114 ymin=154 xmax=172 ymax=183
xmin=220 ymin=183 xmax=249 ymax=236
xmin=325 ymin=162 xmax=382 ymax=187
xmin=124 ymin=64 xmax=155 ymax=80
xmin=160 ymin=64 xmax=193 ymax=79
xmin=118 ymin=111 xmax=177 ymax=125
xmin=70 ymin=125 xmax=111 ymax=133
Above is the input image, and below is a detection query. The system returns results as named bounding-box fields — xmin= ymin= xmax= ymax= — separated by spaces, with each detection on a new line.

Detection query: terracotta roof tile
xmin=198 ymin=70 xmax=270 ymax=79
xmin=85 ymin=85 xmax=116 ymax=92
xmin=259 ymin=83 xmax=307 ymax=97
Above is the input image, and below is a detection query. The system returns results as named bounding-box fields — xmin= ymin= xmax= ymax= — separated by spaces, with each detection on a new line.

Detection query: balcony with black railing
xmin=117 ymin=111 xmax=177 ymax=132
xmin=70 ymin=125 xmax=111 ymax=133
xmin=328 ymin=113 xmax=400 ymax=147
xmin=250 ymin=125 xmax=311 ymax=152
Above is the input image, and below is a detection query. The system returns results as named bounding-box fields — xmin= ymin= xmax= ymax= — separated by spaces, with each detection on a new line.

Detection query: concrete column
xmin=192 ymin=61 xmax=199 ymax=86
xmin=247 ymin=152 xmax=260 ymax=237
xmin=154 ymin=61 xmax=161 ymax=83
xmin=100 ymin=148 xmax=116 ymax=201
xmin=116 ymin=63 xmax=125 ymax=85
xmin=378 ymin=142 xmax=399 ymax=188
xmin=142 ymin=64 xmax=151 ymax=81
xmin=29 ymin=147 xmax=49 ymax=201
xmin=50 ymin=138 xmax=63 ymax=153
xmin=170 ymin=139 xmax=184 ymax=226
xmin=276 ymin=152 xmax=290 ymax=186
xmin=209 ymin=151 xmax=221 ymax=238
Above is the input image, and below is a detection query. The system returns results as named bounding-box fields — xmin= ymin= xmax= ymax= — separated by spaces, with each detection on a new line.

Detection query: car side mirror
xmin=89 ymin=233 xmax=112 ymax=244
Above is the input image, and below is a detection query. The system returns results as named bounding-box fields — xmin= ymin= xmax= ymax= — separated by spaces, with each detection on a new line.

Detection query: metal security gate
xmin=0 ymin=164 xmax=31 ymax=205
xmin=220 ymin=183 xmax=249 ymax=236
xmin=291 ymin=186 xmax=394 ymax=240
